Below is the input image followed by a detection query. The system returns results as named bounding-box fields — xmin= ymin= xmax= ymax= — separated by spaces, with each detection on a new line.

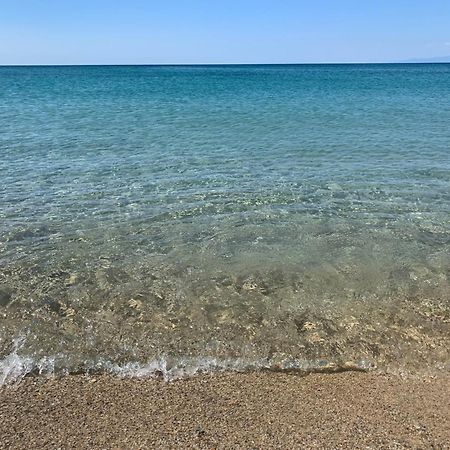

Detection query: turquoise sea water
xmin=1 ymin=64 xmax=449 ymax=381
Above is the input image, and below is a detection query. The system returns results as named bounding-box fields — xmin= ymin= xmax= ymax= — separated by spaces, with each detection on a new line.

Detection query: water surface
xmin=1 ymin=64 xmax=449 ymax=381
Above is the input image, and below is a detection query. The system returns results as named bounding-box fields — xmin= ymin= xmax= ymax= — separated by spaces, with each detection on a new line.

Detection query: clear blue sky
xmin=1 ymin=0 xmax=449 ymax=65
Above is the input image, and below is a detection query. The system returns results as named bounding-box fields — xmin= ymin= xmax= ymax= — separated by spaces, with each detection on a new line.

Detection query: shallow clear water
xmin=1 ymin=64 xmax=449 ymax=382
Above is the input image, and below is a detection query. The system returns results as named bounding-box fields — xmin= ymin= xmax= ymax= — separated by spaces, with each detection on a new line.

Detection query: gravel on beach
xmin=1 ymin=371 xmax=449 ymax=449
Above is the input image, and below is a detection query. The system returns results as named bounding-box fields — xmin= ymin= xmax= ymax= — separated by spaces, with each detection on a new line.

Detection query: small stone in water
xmin=303 ymin=321 xmax=318 ymax=331
xmin=128 ymin=299 xmax=143 ymax=310
xmin=66 ymin=274 xmax=78 ymax=285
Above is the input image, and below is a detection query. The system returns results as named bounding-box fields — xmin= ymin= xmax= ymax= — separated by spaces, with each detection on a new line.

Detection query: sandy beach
xmin=1 ymin=371 xmax=449 ymax=449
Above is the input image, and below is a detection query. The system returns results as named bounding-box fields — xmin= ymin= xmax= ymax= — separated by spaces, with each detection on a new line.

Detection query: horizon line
xmin=1 ymin=61 xmax=450 ymax=67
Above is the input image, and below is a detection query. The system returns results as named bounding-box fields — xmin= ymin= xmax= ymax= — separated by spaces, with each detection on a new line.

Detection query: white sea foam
xmin=102 ymin=357 xmax=273 ymax=381
xmin=0 ymin=337 xmax=34 ymax=385
xmin=1 ymin=337 xmax=373 ymax=386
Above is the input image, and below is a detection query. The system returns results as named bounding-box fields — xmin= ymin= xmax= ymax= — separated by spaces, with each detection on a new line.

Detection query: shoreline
xmin=1 ymin=371 xmax=449 ymax=449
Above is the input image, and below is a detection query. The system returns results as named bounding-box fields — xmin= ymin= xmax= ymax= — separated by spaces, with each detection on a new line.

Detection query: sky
xmin=1 ymin=0 xmax=450 ymax=65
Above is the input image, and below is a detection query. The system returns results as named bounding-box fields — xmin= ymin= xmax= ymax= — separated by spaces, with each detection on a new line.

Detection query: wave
xmin=1 ymin=337 xmax=375 ymax=385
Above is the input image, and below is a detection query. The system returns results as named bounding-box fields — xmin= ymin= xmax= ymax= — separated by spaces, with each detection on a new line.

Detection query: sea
xmin=0 ymin=64 xmax=449 ymax=383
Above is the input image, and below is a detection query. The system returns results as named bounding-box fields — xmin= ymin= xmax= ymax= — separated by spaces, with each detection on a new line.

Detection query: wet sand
xmin=1 ymin=371 xmax=449 ymax=449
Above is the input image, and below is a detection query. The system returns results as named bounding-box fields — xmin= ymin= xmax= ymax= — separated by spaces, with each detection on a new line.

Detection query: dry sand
xmin=1 ymin=371 xmax=449 ymax=449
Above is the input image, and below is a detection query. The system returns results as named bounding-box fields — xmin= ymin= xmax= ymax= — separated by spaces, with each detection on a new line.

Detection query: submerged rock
xmin=96 ymin=267 xmax=130 ymax=289
xmin=0 ymin=286 xmax=13 ymax=307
